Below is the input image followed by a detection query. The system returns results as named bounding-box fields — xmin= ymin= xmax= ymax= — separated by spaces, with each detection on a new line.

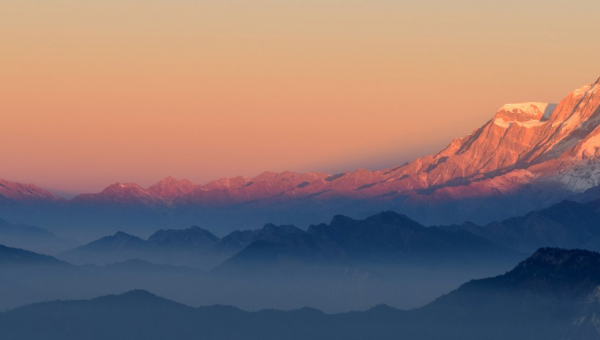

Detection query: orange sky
xmin=1 ymin=0 xmax=599 ymax=196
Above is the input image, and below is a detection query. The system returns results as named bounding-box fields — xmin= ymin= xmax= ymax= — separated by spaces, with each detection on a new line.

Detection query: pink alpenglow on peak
xmin=0 ymin=179 xmax=64 ymax=204
xmin=71 ymin=183 xmax=169 ymax=208
xmin=147 ymin=177 xmax=196 ymax=200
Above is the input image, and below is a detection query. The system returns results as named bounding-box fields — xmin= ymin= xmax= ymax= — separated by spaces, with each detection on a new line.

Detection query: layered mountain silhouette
xmin=3 ymin=248 xmax=600 ymax=340
xmin=60 ymin=212 xmax=517 ymax=271
xmin=59 ymin=226 xmax=224 ymax=269
xmin=0 ymin=236 xmax=508 ymax=312
xmin=0 ymin=243 xmax=209 ymax=312
xmin=216 ymin=211 xmax=514 ymax=276
xmin=2 ymin=78 xmax=600 ymax=232
xmin=55 ymin=194 xmax=600 ymax=273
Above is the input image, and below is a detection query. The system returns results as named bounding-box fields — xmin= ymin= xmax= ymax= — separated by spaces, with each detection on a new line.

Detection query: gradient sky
xmin=1 ymin=0 xmax=599 ymax=196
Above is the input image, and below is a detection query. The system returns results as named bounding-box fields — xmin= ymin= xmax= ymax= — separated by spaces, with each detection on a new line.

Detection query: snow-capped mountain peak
xmin=494 ymin=102 xmax=550 ymax=123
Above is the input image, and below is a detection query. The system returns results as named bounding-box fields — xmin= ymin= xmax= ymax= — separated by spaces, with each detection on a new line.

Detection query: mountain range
xmin=58 ymin=194 xmax=600 ymax=272
xmin=59 ymin=226 xmax=225 ymax=269
xmin=2 ymin=78 xmax=600 ymax=234
xmin=58 ymin=211 xmax=517 ymax=271
xmin=2 ymin=248 xmax=600 ymax=340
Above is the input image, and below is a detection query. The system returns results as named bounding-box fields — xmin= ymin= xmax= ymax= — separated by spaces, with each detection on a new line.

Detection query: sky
xmin=1 ymin=0 xmax=600 ymax=196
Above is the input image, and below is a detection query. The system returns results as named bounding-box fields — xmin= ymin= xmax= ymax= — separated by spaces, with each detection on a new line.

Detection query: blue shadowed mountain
xmin=59 ymin=226 xmax=223 ymax=269
xmin=0 ymin=244 xmax=67 ymax=266
xmin=60 ymin=211 xmax=519 ymax=271
xmin=214 ymin=211 xmax=518 ymax=276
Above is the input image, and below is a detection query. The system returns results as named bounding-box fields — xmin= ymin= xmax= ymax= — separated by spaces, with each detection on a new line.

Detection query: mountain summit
xmin=147 ymin=177 xmax=196 ymax=200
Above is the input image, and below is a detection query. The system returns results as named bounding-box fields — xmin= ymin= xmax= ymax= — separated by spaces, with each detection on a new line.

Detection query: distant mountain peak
xmin=71 ymin=182 xmax=169 ymax=208
xmin=117 ymin=289 xmax=158 ymax=299
xmin=112 ymin=231 xmax=138 ymax=239
xmin=104 ymin=182 xmax=145 ymax=192
xmin=368 ymin=210 xmax=406 ymax=220
xmin=147 ymin=225 xmax=219 ymax=246
xmin=147 ymin=177 xmax=195 ymax=200
xmin=330 ymin=214 xmax=355 ymax=224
